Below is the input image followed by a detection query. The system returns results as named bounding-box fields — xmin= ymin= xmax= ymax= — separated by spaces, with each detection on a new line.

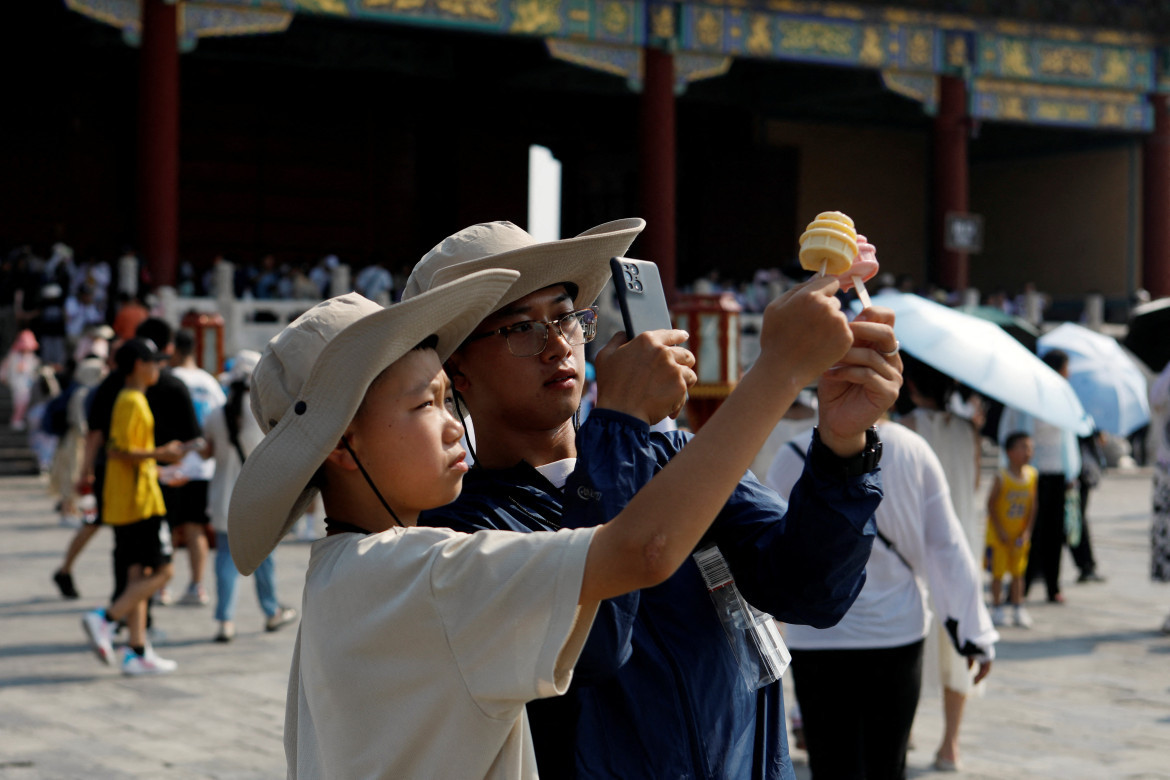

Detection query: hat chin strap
xmin=452 ymin=389 xmax=581 ymax=471
xmin=340 ymin=436 xmax=404 ymax=528
xmin=452 ymin=391 xmax=479 ymax=468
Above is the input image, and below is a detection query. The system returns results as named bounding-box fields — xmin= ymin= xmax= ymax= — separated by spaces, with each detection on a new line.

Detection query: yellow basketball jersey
xmin=990 ymin=464 xmax=1038 ymax=536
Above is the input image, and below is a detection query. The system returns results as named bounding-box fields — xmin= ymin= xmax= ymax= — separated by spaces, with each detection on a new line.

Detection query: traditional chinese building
xmin=5 ymin=0 xmax=1170 ymax=309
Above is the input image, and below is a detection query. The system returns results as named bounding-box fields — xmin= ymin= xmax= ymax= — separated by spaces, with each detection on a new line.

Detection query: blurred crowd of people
xmin=2 ymin=242 xmax=117 ymax=374
xmin=0 ymin=299 xmax=304 ymax=674
xmin=175 ymin=251 xmax=405 ymax=306
xmin=0 ymin=241 xmax=408 ymax=367
xmin=0 ymin=240 xmax=410 ymax=443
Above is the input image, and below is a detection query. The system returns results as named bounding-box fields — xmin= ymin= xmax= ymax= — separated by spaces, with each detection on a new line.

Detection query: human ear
xmin=324 ymin=431 xmax=360 ymax=472
xmin=445 ymin=357 xmax=471 ymax=394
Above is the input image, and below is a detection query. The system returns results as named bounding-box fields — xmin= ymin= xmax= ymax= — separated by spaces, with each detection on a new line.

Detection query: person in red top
xmin=111 ymin=293 xmax=149 ymax=342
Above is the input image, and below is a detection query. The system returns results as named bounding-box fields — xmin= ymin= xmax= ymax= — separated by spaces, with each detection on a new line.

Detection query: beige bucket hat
xmin=402 ymin=218 xmax=645 ymax=308
xmin=228 ymin=269 xmax=519 ymax=575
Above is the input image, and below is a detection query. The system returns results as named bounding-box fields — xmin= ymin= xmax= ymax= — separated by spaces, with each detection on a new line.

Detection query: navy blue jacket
xmin=420 ymin=409 xmax=879 ymax=779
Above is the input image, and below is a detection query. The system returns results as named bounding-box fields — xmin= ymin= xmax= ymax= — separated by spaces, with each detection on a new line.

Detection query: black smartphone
xmin=610 ymin=257 xmax=673 ymax=339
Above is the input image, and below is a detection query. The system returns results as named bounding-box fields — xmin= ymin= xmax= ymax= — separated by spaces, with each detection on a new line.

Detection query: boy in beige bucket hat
xmin=404 ymin=218 xmax=903 ymax=779
xmin=228 ymin=251 xmax=896 ymax=778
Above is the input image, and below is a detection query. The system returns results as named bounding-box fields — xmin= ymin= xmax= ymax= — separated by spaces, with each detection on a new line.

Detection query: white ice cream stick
xmin=854 ymin=275 xmax=872 ymax=309
xmin=819 ymin=259 xmax=827 ymax=277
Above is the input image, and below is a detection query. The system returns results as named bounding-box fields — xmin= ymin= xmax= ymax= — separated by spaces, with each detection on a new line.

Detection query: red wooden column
xmin=1143 ymin=94 xmax=1170 ymax=298
xmin=638 ymin=47 xmax=677 ymax=301
xmin=137 ymin=0 xmax=180 ymax=288
xmin=932 ymin=75 xmax=969 ymax=292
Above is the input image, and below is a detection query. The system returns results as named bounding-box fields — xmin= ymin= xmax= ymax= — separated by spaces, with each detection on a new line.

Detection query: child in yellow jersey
xmin=82 ymin=338 xmax=185 ymax=675
xmin=986 ymin=431 xmax=1038 ymax=628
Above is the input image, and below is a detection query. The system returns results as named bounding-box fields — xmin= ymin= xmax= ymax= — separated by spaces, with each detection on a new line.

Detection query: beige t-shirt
xmin=286 ymin=524 xmax=599 ymax=780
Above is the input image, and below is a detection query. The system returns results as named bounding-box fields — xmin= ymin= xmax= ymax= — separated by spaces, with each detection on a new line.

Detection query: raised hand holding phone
xmin=610 ymin=257 xmax=674 ymax=338
xmin=593 ymin=257 xmax=693 ymax=423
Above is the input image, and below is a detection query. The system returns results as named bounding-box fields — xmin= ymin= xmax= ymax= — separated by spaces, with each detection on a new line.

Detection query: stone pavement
xmin=0 ymin=474 xmax=308 ymax=779
xmin=1 ymin=468 xmax=1168 ymax=779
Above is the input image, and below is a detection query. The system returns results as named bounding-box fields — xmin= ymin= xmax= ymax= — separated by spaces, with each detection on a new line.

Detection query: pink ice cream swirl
xmin=836 ymin=234 xmax=879 ymax=293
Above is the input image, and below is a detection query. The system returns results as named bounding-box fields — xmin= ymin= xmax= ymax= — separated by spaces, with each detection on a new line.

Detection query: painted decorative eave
xmin=68 ymin=0 xmax=1170 ymax=130
xmin=66 ymin=0 xmax=293 ymax=50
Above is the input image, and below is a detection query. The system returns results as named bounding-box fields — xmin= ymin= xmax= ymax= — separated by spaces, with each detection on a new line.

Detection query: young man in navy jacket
xmin=405 ymin=219 xmax=901 ymax=780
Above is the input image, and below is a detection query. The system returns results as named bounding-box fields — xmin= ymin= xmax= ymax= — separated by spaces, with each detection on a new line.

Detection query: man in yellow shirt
xmin=82 ymin=338 xmax=185 ymax=675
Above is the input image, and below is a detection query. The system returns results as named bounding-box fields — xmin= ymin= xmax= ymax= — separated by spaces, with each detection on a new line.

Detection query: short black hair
xmin=1041 ymin=349 xmax=1068 ymax=373
xmin=173 ymin=328 xmax=195 ymax=357
xmin=1004 ymin=431 xmax=1031 ymax=452
xmin=136 ymin=317 xmax=174 ymax=350
xmin=114 ymin=338 xmax=162 ymax=375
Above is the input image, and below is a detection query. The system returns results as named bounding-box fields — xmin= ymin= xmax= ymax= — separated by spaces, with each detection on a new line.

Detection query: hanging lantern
xmin=180 ymin=310 xmax=225 ymax=375
xmin=671 ymin=292 xmax=741 ymax=430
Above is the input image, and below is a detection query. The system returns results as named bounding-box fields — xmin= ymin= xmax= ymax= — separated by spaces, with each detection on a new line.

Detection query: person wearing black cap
xmin=81 ymin=338 xmax=186 ymax=675
xmin=135 ymin=317 xmax=203 ymax=606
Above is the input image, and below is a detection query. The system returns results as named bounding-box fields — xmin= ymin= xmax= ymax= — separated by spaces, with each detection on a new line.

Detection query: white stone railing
xmin=154 ymin=260 xmax=351 ymax=357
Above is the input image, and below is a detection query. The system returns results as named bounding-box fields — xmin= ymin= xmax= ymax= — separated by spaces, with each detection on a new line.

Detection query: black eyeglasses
xmin=464 ymin=308 xmax=598 ymax=357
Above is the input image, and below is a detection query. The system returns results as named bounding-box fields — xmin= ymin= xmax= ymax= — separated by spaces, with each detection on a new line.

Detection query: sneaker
xmin=1077 ymin=571 xmax=1106 ymax=584
xmin=154 ymin=587 xmax=175 ymax=606
xmin=53 ymin=570 xmax=79 ymax=599
xmin=214 ymin=621 xmax=235 ymax=643
xmin=143 ymin=644 xmax=178 ymax=671
xmin=990 ymin=605 xmax=1007 ymax=627
xmin=1013 ymin=605 xmax=1034 ymax=629
xmin=265 ymin=607 xmax=298 ymax=632
xmin=179 ymin=583 xmax=210 ymax=607
xmin=121 ymin=648 xmax=177 ymax=676
xmin=81 ymin=610 xmax=115 ymax=665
